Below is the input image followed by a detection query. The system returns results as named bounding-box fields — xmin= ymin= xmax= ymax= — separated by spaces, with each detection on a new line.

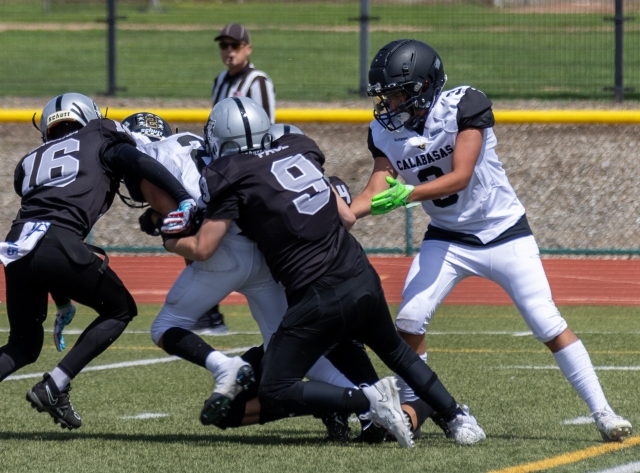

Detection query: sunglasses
xmin=218 ymin=41 xmax=244 ymax=51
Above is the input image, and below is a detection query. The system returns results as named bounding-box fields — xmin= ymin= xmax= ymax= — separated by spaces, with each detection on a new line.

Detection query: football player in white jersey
xmin=119 ymin=113 xmax=360 ymax=430
xmin=351 ymin=39 xmax=632 ymax=442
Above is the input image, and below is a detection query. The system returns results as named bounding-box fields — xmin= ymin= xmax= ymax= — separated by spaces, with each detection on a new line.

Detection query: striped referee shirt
xmin=212 ymin=63 xmax=276 ymax=124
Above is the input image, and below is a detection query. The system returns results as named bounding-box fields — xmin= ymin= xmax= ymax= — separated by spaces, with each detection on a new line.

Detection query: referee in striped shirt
xmin=212 ymin=24 xmax=276 ymax=124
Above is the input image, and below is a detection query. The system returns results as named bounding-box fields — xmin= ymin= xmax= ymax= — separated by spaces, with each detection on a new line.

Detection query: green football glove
xmin=370 ymin=176 xmax=418 ymax=215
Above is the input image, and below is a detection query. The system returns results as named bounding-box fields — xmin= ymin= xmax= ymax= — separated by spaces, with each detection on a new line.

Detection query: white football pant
xmin=396 ymin=235 xmax=567 ymax=342
xmin=151 ymin=232 xmax=354 ymax=388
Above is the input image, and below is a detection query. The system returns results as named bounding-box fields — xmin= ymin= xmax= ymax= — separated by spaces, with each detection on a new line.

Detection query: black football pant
xmin=0 ymin=225 xmax=137 ymax=381
xmin=258 ymin=260 xmax=457 ymax=423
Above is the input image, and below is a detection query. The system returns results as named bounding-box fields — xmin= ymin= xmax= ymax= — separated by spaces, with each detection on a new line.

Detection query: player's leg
xmin=17 ymin=227 xmax=136 ymax=429
xmin=150 ymin=237 xmax=255 ymax=422
xmin=0 ymin=252 xmax=49 ymax=380
xmin=355 ymin=260 xmax=486 ymax=445
xmin=239 ymin=242 xmax=356 ymax=390
xmin=490 ymin=235 xmax=632 ymax=441
xmin=395 ymin=239 xmax=477 ymax=436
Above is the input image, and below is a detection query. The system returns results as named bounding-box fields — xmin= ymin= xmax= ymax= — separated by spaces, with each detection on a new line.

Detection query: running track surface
xmin=2 ymin=256 xmax=640 ymax=306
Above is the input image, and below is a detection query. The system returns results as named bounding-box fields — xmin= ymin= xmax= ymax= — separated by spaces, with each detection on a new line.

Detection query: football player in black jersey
xmin=0 ymin=93 xmax=196 ymax=430
xmin=164 ymin=96 xmax=483 ymax=448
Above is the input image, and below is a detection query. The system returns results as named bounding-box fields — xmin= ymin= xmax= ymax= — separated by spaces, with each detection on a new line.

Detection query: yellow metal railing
xmin=2 ymin=109 xmax=640 ymax=124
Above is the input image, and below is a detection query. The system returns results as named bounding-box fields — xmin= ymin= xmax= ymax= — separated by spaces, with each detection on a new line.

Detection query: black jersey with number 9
xmin=202 ymin=133 xmax=364 ymax=292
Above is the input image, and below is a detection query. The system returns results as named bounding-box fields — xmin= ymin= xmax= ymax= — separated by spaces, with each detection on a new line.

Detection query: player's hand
xmin=370 ymin=176 xmax=417 ymax=215
xmin=54 ymin=302 xmax=76 ymax=352
xmin=161 ymin=199 xmax=197 ymax=234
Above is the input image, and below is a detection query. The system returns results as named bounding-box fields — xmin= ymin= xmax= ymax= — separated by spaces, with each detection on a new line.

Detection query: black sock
xmin=161 ymin=327 xmax=214 ymax=368
xmin=403 ymin=358 xmax=457 ymax=418
xmin=404 ymin=398 xmax=434 ymax=431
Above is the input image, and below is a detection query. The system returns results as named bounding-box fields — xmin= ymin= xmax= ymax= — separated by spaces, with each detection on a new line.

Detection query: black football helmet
xmin=367 ymin=39 xmax=446 ymax=131
xmin=121 ymin=112 xmax=172 ymax=141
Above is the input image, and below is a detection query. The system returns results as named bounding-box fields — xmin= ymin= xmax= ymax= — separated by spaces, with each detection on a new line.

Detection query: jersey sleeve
xmin=367 ymin=127 xmax=387 ymax=159
xmin=201 ymin=165 xmax=240 ymax=220
xmin=329 ymin=176 xmax=352 ymax=206
xmin=13 ymin=158 xmax=26 ymax=197
xmin=456 ymin=88 xmax=495 ymax=131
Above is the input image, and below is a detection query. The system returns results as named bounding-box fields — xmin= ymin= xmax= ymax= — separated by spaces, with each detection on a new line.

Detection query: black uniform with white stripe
xmin=201 ymin=132 xmax=460 ymax=424
xmin=1 ymin=119 xmax=191 ymax=383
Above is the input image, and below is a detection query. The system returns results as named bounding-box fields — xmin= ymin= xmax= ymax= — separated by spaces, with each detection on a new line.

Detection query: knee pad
xmin=395 ymin=300 xmax=436 ymax=336
xmin=521 ymin=301 xmax=567 ymax=343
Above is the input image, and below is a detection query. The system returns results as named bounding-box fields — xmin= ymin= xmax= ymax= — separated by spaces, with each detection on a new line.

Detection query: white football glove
xmin=161 ymin=199 xmax=197 ymax=234
xmin=54 ymin=302 xmax=76 ymax=352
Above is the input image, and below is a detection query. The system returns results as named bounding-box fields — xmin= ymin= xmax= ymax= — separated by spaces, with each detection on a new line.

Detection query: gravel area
xmin=2 ymin=97 xmax=639 ymax=254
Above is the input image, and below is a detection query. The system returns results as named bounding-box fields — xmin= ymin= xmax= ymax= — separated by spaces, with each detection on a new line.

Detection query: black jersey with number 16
xmin=13 ymin=119 xmax=135 ymax=239
xmin=201 ymin=133 xmax=364 ymax=293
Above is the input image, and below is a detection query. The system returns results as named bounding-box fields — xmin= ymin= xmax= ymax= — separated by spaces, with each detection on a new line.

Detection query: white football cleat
xmin=447 ymin=405 xmax=486 ymax=445
xmin=360 ymin=376 xmax=414 ymax=448
xmin=593 ymin=410 xmax=632 ymax=442
xmin=213 ymin=356 xmax=255 ymax=400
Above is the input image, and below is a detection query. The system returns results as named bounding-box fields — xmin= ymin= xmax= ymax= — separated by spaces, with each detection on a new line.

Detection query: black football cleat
xmin=26 ymin=373 xmax=82 ymax=430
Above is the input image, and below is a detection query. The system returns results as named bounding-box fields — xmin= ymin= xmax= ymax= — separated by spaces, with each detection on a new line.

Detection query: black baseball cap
xmin=214 ymin=24 xmax=251 ymax=44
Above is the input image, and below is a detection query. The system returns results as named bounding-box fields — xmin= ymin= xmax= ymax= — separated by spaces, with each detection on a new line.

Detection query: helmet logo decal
xmin=47 ymin=111 xmax=72 ymax=125
xmin=70 ymin=103 xmax=89 ymax=124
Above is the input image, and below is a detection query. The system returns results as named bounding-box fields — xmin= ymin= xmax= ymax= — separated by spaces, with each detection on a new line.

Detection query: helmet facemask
xmin=368 ymin=40 xmax=447 ymax=132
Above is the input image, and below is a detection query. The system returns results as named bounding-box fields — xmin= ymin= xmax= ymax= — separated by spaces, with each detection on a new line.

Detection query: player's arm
xmin=164 ymin=218 xmax=231 ymax=261
xmin=332 ymin=185 xmax=356 ymax=231
xmin=351 ymin=155 xmax=398 ymax=219
xmin=103 ymin=143 xmax=192 ymax=205
xmin=405 ymin=127 xmax=482 ymax=204
xmin=140 ymin=179 xmax=178 ymax=217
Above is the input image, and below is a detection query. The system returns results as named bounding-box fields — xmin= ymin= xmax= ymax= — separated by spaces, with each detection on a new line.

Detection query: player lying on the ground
xmin=351 ymin=39 xmax=632 ymax=442
xmin=165 ymin=96 xmax=487 ymax=448
xmin=0 ymin=93 xmax=195 ymax=430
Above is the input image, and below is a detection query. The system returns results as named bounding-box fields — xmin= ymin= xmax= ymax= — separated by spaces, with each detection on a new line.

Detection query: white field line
xmin=0 ymin=328 xmax=261 ymax=336
xmin=562 ymin=416 xmax=595 ymax=425
xmin=492 ymin=365 xmax=640 ymax=371
xmin=587 ymin=461 xmax=640 ymax=473
xmin=121 ymin=413 xmax=169 ymax=420
xmin=3 ymin=347 xmax=253 ymax=381
xmin=2 ymin=329 xmax=640 ymax=336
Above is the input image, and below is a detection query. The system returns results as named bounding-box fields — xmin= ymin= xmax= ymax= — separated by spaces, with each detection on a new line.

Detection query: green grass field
xmin=0 ymin=303 xmax=638 ymax=472
xmin=1 ymin=1 xmax=639 ymax=100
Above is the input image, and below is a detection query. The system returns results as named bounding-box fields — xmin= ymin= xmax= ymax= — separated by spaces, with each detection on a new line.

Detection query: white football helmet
xmin=203 ymin=97 xmax=272 ymax=159
xmin=39 ymin=93 xmax=102 ymax=142
xmin=269 ymin=123 xmax=304 ymax=141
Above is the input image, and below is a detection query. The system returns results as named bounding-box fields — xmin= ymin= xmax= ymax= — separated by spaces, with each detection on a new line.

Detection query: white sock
xmin=553 ymin=340 xmax=612 ymax=414
xmin=50 ymin=367 xmax=71 ymax=391
xmin=305 ymin=356 xmax=356 ymax=389
xmin=205 ymin=350 xmax=231 ymax=378
xmin=397 ymin=352 xmax=427 ymax=404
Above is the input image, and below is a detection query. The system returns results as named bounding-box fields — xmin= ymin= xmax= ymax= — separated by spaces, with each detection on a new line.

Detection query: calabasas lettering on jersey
xmin=13 ymin=119 xmax=134 ymax=238
xmin=369 ymin=86 xmax=525 ymax=244
xmin=201 ymin=133 xmax=364 ymax=292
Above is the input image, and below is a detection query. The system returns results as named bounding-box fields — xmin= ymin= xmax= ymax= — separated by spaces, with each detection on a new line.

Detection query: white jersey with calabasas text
xmin=369 ymin=86 xmax=525 ymax=243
